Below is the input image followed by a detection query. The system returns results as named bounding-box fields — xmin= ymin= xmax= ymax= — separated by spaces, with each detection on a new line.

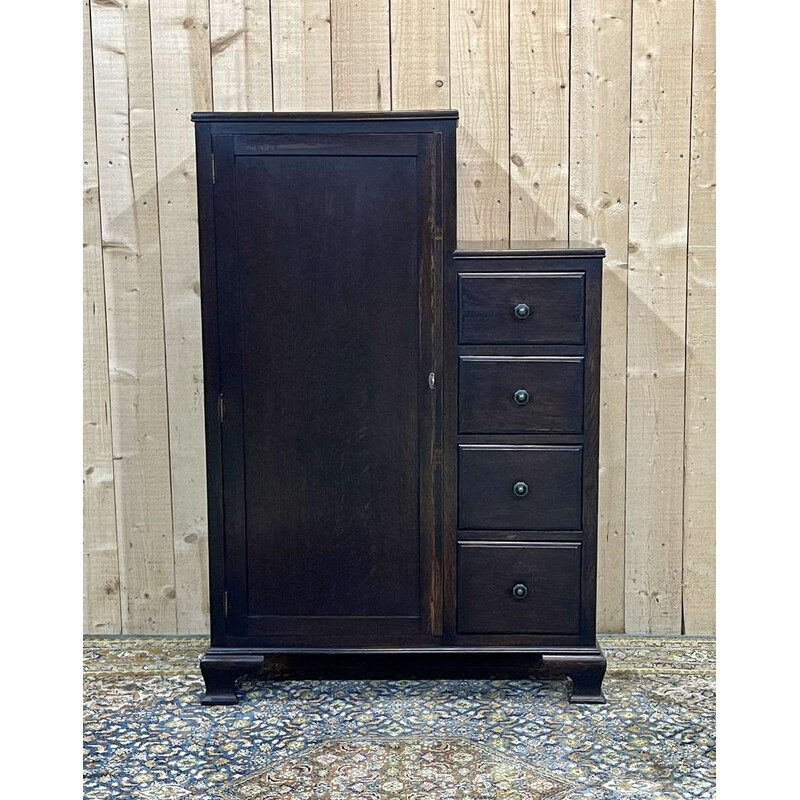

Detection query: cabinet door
xmin=212 ymin=132 xmax=441 ymax=639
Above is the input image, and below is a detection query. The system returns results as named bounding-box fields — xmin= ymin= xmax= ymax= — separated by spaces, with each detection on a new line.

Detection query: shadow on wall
xmin=101 ymin=124 xmax=688 ymax=637
xmin=454 ymin=126 xmax=562 ymax=242
xmin=453 ymin=126 xmax=690 ymax=635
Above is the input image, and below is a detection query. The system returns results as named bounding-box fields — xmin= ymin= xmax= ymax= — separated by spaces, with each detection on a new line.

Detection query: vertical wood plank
xmin=450 ymin=0 xmax=510 ymax=240
xmin=683 ymin=0 xmax=715 ymax=635
xmin=83 ymin=0 xmax=717 ymax=637
xmin=510 ymin=0 xmax=569 ymax=240
xmin=210 ymin=1 xmax=273 ymax=111
xmin=150 ymin=0 xmax=213 ymax=634
xmin=271 ymin=1 xmax=333 ymax=111
xmin=90 ymin=0 xmax=177 ymax=633
xmin=84 ymin=0 xmax=121 ymax=634
xmin=390 ymin=0 xmax=450 ymax=109
xmin=625 ymin=0 xmax=693 ymax=634
xmin=569 ymin=0 xmax=632 ymax=633
xmin=331 ymin=1 xmax=391 ymax=111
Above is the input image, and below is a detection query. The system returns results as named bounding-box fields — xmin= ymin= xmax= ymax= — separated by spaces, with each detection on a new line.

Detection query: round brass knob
xmin=514 ymin=389 xmax=529 ymax=405
xmin=514 ymin=302 xmax=531 ymax=319
xmin=513 ymin=481 xmax=529 ymax=497
xmin=512 ymin=583 xmax=528 ymax=599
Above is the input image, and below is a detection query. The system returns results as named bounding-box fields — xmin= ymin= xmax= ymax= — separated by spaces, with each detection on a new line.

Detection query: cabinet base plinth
xmin=198 ymin=646 xmax=606 ymax=705
xmin=541 ymin=651 xmax=607 ymax=704
xmin=200 ymin=654 xmax=265 ymax=706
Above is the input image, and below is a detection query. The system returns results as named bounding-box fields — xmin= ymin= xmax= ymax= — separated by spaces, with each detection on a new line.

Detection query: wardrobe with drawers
xmin=192 ymin=110 xmax=606 ymax=705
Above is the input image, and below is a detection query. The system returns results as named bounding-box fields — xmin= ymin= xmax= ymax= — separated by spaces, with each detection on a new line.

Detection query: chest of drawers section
xmin=446 ymin=242 xmax=604 ymax=659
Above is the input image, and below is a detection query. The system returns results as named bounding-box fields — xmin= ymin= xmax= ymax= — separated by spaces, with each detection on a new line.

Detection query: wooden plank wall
xmin=84 ymin=0 xmax=715 ymax=635
xmin=83 ymin=0 xmax=120 ymax=633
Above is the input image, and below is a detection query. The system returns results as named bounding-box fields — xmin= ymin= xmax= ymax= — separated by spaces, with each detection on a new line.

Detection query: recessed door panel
xmin=213 ymin=133 xmax=441 ymax=638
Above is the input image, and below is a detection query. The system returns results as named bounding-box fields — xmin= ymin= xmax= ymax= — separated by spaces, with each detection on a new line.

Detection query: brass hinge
xmin=217 ymin=393 xmax=225 ymax=422
xmin=223 ymin=591 xmax=229 ymax=617
xmin=211 ymin=152 xmax=216 ymax=184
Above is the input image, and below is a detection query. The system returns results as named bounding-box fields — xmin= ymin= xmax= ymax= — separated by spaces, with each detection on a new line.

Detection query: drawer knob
xmin=514 ymin=302 xmax=531 ymax=319
xmin=514 ymin=389 xmax=529 ymax=405
xmin=512 ymin=583 xmax=528 ymax=599
xmin=513 ymin=481 xmax=529 ymax=497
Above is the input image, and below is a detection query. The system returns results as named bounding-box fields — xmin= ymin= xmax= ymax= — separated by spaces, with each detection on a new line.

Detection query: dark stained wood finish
xmin=448 ymin=250 xmax=603 ymax=657
xmin=458 ymin=445 xmax=583 ymax=530
xmin=193 ymin=111 xmax=605 ymax=705
xmin=233 ymin=133 xmax=420 ymax=156
xmin=579 ymin=257 xmax=603 ymax=645
xmin=192 ymin=110 xmax=460 ymax=123
xmin=457 ymin=529 xmax=588 ymax=542
xmin=457 ymin=542 xmax=581 ymax=634
xmin=238 ymin=152 xmax=421 ymax=625
xmin=200 ymin=653 xmax=265 ymax=705
xmin=459 ymin=272 xmax=585 ymax=344
xmin=541 ymin=652 xmax=607 ymax=704
xmin=195 ymin=122 xmax=227 ymax=647
xmin=456 ymin=240 xmax=605 ymax=258
xmin=459 ymin=356 xmax=584 ymax=434
xmin=213 ymin=128 xmax=442 ymax=639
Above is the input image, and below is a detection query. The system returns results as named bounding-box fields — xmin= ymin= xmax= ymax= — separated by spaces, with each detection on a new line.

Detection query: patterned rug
xmin=84 ymin=636 xmax=715 ymax=799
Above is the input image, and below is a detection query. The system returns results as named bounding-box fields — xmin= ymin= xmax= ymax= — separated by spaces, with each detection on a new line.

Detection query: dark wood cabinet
xmin=193 ymin=111 xmax=606 ymax=705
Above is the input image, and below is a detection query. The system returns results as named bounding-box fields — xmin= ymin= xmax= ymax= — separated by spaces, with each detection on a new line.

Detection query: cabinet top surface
xmin=192 ymin=110 xmax=459 ymax=123
xmin=456 ymin=240 xmax=605 ymax=258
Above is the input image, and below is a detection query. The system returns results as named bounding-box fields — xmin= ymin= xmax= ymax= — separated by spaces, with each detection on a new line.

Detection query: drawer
xmin=459 ymin=356 xmax=584 ymax=434
xmin=458 ymin=542 xmax=581 ymax=634
xmin=458 ymin=445 xmax=582 ymax=530
xmin=459 ymin=272 xmax=585 ymax=344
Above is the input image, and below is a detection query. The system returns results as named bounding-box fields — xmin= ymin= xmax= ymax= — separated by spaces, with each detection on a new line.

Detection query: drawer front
xmin=459 ymin=356 xmax=584 ymax=434
xmin=459 ymin=272 xmax=585 ymax=344
xmin=459 ymin=445 xmax=582 ymax=530
xmin=458 ymin=542 xmax=581 ymax=634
